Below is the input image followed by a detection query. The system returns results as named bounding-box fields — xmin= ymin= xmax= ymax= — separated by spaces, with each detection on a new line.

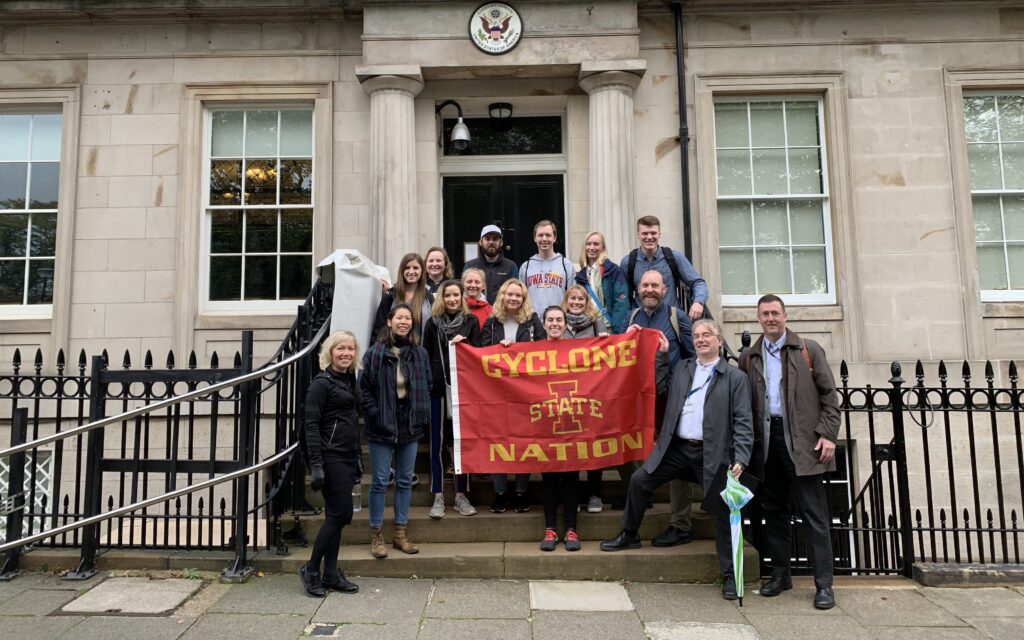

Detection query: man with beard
xmin=463 ymin=225 xmax=519 ymax=304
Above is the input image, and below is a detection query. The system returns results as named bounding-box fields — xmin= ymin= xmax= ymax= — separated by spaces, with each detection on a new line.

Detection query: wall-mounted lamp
xmin=435 ymin=99 xmax=471 ymax=151
xmin=488 ymin=102 xmax=513 ymax=120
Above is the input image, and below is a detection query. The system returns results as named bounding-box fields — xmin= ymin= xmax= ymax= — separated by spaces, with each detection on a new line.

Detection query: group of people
xmin=298 ymin=215 xmax=841 ymax=613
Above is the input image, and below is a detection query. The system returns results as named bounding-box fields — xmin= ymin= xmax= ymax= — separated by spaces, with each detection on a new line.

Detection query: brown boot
xmin=392 ymin=524 xmax=419 ymax=554
xmin=370 ymin=527 xmax=388 ymax=559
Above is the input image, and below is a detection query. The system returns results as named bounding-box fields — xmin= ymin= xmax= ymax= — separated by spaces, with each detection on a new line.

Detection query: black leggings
xmin=307 ymin=456 xmax=358 ymax=579
xmin=542 ymin=471 xmax=579 ymax=530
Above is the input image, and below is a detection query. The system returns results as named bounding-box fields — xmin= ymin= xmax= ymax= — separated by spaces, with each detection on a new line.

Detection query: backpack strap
xmin=627 ymin=249 xmax=639 ymax=299
xmin=628 ymin=307 xmax=640 ymax=325
xmin=668 ymin=306 xmax=682 ymax=344
xmin=660 ymin=246 xmax=689 ymax=309
xmin=800 ymin=338 xmax=814 ymax=374
xmin=584 ymin=281 xmax=612 ymax=327
xmin=562 ymin=257 xmax=570 ymax=290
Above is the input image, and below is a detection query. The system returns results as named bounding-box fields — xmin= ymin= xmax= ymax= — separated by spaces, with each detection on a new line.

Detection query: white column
xmin=359 ymin=69 xmax=424 ymax=275
xmin=579 ymin=67 xmax=644 ymax=261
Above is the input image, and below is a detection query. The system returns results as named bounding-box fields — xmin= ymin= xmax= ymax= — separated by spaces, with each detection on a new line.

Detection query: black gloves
xmin=310 ymin=465 xmax=325 ymax=492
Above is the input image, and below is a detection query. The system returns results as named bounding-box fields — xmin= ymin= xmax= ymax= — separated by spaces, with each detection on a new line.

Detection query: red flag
xmin=451 ymin=330 xmax=659 ymax=474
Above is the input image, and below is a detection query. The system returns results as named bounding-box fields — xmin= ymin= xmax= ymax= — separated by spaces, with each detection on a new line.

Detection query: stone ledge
xmin=913 ymin=562 xmax=1024 ymax=587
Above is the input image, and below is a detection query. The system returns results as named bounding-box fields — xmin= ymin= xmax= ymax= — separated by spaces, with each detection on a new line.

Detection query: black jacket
xmin=423 ymin=313 xmax=482 ymax=397
xmin=302 ymin=368 xmax=361 ymax=468
xmin=463 ymin=256 xmax=519 ymax=304
xmin=479 ymin=313 xmax=546 ymax=345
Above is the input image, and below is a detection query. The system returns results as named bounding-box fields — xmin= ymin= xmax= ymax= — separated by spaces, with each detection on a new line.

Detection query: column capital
xmin=579 ymin=59 xmax=646 ymax=94
xmin=357 ymin=65 xmax=424 ymax=96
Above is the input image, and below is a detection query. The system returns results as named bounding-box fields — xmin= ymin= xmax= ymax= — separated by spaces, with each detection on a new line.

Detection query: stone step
xmin=290 ymin=503 xmax=718 ymax=545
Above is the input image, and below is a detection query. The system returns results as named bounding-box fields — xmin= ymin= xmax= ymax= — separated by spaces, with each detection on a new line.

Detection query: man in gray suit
xmin=600 ymin=318 xmax=754 ymax=600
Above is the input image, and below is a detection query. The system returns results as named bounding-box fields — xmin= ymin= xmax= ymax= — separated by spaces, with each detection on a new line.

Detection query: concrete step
xmin=290 ymin=503 xmax=718 ymax=545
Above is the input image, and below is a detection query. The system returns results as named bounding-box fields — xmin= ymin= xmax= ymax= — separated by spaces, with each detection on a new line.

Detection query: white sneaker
xmin=454 ymin=494 xmax=477 ymax=516
xmin=429 ymin=493 xmax=445 ymax=519
xmin=587 ymin=495 xmax=603 ymax=513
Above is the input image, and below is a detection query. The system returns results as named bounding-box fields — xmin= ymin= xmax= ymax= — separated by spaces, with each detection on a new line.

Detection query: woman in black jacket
xmin=480 ymin=278 xmax=545 ymax=513
xmin=373 ymin=253 xmax=433 ymax=340
xmin=423 ymin=280 xmax=481 ymax=519
xmin=298 ymin=330 xmax=362 ymax=597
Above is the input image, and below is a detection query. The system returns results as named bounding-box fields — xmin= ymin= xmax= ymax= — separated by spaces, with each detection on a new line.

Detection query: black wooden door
xmin=442 ymin=174 xmax=565 ymax=273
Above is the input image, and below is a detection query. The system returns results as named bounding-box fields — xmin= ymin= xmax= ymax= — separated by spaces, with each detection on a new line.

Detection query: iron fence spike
xmin=122 ymin=350 xmax=131 ymax=369
xmin=144 ymin=350 xmax=153 ymax=369
xmin=188 ymin=351 xmax=197 ymax=369
xmin=938 ymin=360 xmax=947 ymax=381
xmin=1009 ymin=360 xmax=1018 ymax=383
xmin=166 ymin=350 xmax=175 ymax=369
xmin=34 ymin=348 xmax=43 ymax=372
xmin=985 ymin=360 xmax=994 ymax=381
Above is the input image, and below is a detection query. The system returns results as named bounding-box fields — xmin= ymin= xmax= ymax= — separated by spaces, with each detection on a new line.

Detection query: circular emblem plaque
xmin=469 ymin=2 xmax=523 ymax=55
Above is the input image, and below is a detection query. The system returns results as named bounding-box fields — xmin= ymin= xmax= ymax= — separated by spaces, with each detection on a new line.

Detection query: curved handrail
xmin=0 ymin=318 xmax=331 ymax=460
xmin=0 ymin=443 xmax=298 ymax=554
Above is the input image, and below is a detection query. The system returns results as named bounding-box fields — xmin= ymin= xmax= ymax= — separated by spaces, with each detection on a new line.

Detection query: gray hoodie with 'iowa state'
xmin=519 ymin=253 xmax=575 ymax=311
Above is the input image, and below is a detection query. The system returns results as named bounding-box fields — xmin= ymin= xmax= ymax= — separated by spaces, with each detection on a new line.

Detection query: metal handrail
xmin=0 ymin=443 xmax=297 ymax=554
xmin=0 ymin=318 xmax=330 ymax=460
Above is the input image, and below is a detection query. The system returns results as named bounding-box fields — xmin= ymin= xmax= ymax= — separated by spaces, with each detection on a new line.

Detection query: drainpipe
xmin=672 ymin=1 xmax=693 ymax=259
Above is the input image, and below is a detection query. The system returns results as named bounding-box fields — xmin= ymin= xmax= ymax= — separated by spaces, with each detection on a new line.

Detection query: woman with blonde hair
xmin=373 ymin=253 xmax=433 ymax=340
xmin=480 ymin=278 xmax=545 ymax=512
xmin=298 ymin=330 xmax=362 ymax=597
xmin=561 ymin=283 xmax=609 ymax=338
xmin=575 ymin=231 xmax=629 ymax=334
xmin=461 ymin=268 xmax=492 ymax=329
xmin=424 ymin=246 xmax=455 ymax=295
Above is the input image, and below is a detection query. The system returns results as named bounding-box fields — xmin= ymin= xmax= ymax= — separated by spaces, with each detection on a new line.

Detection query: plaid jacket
xmin=359 ymin=341 xmax=431 ymax=445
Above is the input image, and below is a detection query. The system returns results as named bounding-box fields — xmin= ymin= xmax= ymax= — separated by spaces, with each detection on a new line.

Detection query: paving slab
xmin=312 ymin=577 xmax=431 ymax=624
xmin=963 ymin=616 xmax=1024 ymax=640
xmin=742 ymin=613 xmax=875 ymax=640
xmin=179 ymin=612 xmax=309 ymax=640
xmin=0 ymin=587 xmax=78 ymax=615
xmin=878 ymin=627 xmax=990 ymax=640
xmin=532 ymin=610 xmax=648 ymax=640
xmin=529 ymin=579 xmax=633 ymax=611
xmin=207 ymin=574 xmax=321 ymax=615
xmin=425 ymin=578 xmax=530 ymax=619
xmin=920 ymin=586 xmax=1024 ymax=618
xmin=645 ymin=620 xmax=763 ymax=640
xmin=314 ymin=621 xmax=420 ymax=639
xmin=61 ymin=577 xmax=202 ymax=615
xmin=418 ymin=617 xmax=532 ymax=640
xmin=0 ymin=614 xmax=83 ymax=639
xmin=56 ymin=615 xmax=195 ymax=639
xmin=5 ymin=573 xmax=101 ymax=591
xmin=626 ymin=583 xmax=748 ymax=624
xmin=835 ymin=587 xmax=968 ymax=627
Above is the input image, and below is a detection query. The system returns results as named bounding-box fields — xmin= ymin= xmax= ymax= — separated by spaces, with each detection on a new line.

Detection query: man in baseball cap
xmin=462 ymin=225 xmax=519 ymax=303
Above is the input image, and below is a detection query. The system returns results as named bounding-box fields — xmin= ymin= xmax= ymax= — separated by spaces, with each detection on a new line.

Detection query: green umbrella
xmin=719 ymin=472 xmax=755 ymax=605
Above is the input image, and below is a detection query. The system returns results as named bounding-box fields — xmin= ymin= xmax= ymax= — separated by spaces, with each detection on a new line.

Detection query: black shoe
xmin=721 ymin=575 xmax=738 ymax=601
xmin=610 ymin=497 xmax=626 ymax=510
xmin=491 ymin=492 xmax=509 ymax=513
xmin=651 ymin=526 xmax=693 ymax=547
xmin=814 ymin=587 xmax=835 ymax=610
xmin=759 ymin=574 xmax=793 ymax=597
xmin=600 ymin=530 xmax=641 ymax=551
xmin=322 ymin=572 xmax=359 ymax=594
xmin=512 ymin=492 xmax=531 ymax=513
xmin=298 ymin=564 xmax=325 ymax=597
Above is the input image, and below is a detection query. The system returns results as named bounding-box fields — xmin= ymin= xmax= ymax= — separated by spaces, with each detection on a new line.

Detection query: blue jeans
xmin=368 ymin=440 xmax=418 ymax=529
xmin=493 ymin=473 xmax=529 ymax=495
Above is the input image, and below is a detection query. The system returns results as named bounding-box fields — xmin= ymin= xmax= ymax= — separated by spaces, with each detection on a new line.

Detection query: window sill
xmin=194 ymin=314 xmax=296 ymax=331
xmin=721 ymin=305 xmax=844 ymax=323
xmin=0 ymin=317 xmax=52 ymax=334
xmin=981 ymin=302 xmax=1024 ymax=319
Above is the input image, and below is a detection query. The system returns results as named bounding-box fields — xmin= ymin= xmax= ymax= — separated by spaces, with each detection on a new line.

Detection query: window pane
xmin=785 ymin=101 xmax=820 ymax=147
xmin=788 ymin=148 xmax=823 ymax=194
xmin=279 ymin=110 xmax=312 ymax=156
xmin=209 ymin=256 xmax=241 ymax=300
xmin=719 ymin=249 xmax=755 ymax=295
xmin=752 ymin=148 xmax=787 ymax=195
xmin=1003 ymin=143 xmax=1024 ymax=189
xmin=0 ymin=260 xmax=25 ymax=303
xmin=972 ymin=195 xmax=1003 ymax=242
xmin=243 ymin=159 xmax=277 ymax=205
xmin=716 ymin=149 xmax=751 ymax=195
xmin=750 ymin=102 xmax=785 ymax=147
xmin=717 ymin=200 xmax=752 ymax=246
xmin=0 ymin=214 xmax=28 ymax=256
xmin=964 ymin=96 xmax=997 ymax=143
xmin=210 ymin=210 xmax=242 ymax=254
xmin=27 ymin=259 xmax=54 ymax=304
xmin=30 ymin=114 xmax=62 ymax=161
xmin=279 ymin=159 xmax=312 ymax=205
xmin=790 ymin=200 xmax=826 ymax=245
xmin=211 ymin=111 xmax=243 ymax=157
xmin=245 ymin=111 xmax=278 ymax=157
xmin=968 ymin=143 xmax=1002 ymax=190
xmin=245 ymin=210 xmax=277 ymax=253
xmin=28 ymin=162 xmax=59 ymax=209
xmin=0 ymin=163 xmax=27 ymax=209
xmin=280 ymin=210 xmax=313 ymax=252
xmin=1008 ymin=245 xmax=1024 ymax=289
xmin=793 ymin=248 xmax=828 ymax=294
xmin=1004 ymin=195 xmax=1024 ymax=241
xmin=977 ymin=244 xmax=1008 ymax=290
xmin=244 ymin=255 xmax=277 ymax=299
xmin=0 ymin=115 xmax=30 ymax=162
xmin=714 ymin=103 xmax=749 ymax=148
xmin=30 ymin=212 xmax=57 ymax=256
xmin=756 ymin=248 xmax=791 ymax=293
xmin=209 ymin=159 xmax=242 ymax=205
xmin=753 ymin=200 xmax=789 ymax=246
xmin=280 ymin=255 xmax=311 ymax=298
xmin=998 ymin=95 xmax=1024 ymax=141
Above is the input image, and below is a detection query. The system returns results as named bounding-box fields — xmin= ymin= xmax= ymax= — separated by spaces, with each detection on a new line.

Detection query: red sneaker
xmin=564 ymin=529 xmax=581 ymax=552
xmin=539 ymin=528 xmax=559 ymax=552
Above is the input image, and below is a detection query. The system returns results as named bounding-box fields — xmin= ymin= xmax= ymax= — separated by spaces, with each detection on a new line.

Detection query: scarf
xmin=587 ymin=263 xmax=605 ymax=305
xmin=566 ymin=312 xmax=595 ymax=333
xmin=435 ymin=311 xmax=466 ymax=340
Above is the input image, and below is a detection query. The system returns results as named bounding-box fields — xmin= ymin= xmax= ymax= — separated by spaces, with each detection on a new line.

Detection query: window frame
xmin=711 ymin=95 xmax=836 ymax=306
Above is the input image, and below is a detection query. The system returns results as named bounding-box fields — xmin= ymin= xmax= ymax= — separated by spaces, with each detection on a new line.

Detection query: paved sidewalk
xmin=0 ymin=571 xmax=1021 ymax=639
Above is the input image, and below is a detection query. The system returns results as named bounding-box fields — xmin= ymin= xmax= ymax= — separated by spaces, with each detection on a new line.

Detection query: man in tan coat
xmin=737 ymin=294 xmax=840 ymax=610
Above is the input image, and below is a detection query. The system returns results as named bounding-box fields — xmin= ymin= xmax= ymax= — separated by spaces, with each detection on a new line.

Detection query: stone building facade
xmin=2 ymin=0 xmax=1023 ymax=376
